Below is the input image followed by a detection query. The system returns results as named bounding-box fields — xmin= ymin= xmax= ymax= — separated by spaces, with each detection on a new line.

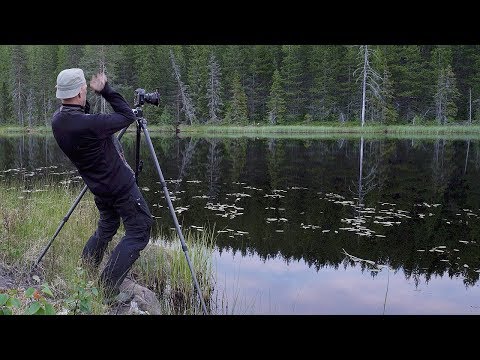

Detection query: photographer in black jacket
xmin=51 ymin=68 xmax=153 ymax=302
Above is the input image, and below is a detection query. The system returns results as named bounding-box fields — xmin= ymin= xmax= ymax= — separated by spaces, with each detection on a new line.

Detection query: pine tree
xmin=432 ymin=46 xmax=460 ymax=124
xmin=281 ymin=45 xmax=304 ymax=122
xmin=386 ymin=45 xmax=429 ymax=122
xmin=331 ymin=45 xmax=358 ymax=122
xmin=266 ymin=69 xmax=286 ymax=124
xmin=36 ymin=45 xmax=58 ymax=125
xmin=225 ymin=72 xmax=248 ymax=124
xmin=187 ymin=45 xmax=209 ymax=122
xmin=453 ymin=45 xmax=479 ymax=121
xmin=379 ymin=68 xmax=397 ymax=124
xmin=0 ymin=80 xmax=13 ymax=124
xmin=10 ymin=45 xmax=29 ymax=126
xmin=308 ymin=45 xmax=336 ymax=121
xmin=0 ymin=46 xmax=13 ymax=124
xmin=245 ymin=46 xmax=276 ymax=122
xmin=56 ymin=45 xmax=84 ymax=74
xmin=222 ymin=45 xmax=248 ymax=100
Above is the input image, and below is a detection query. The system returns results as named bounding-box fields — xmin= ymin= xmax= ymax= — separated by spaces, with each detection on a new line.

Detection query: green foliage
xmin=224 ymin=72 xmax=248 ymax=124
xmin=0 ymin=283 xmax=56 ymax=315
xmin=187 ymin=45 xmax=210 ymax=121
xmin=0 ymin=291 xmax=21 ymax=315
xmin=64 ymin=267 xmax=99 ymax=315
xmin=266 ymin=69 xmax=286 ymax=124
xmin=281 ymin=45 xmax=305 ymax=120
xmin=159 ymin=105 xmax=174 ymax=124
xmin=1 ymin=44 xmax=480 ymax=128
xmin=24 ymin=284 xmax=56 ymax=315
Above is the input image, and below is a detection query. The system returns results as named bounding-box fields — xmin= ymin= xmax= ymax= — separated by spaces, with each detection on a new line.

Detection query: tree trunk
xmin=361 ymin=46 xmax=368 ymax=127
xmin=469 ymin=87 xmax=472 ymax=124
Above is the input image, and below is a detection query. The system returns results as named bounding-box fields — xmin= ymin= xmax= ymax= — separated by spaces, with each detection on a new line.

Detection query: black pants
xmin=82 ymin=184 xmax=153 ymax=295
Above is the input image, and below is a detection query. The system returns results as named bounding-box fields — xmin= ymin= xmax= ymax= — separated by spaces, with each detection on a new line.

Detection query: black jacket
xmin=52 ymin=83 xmax=136 ymax=197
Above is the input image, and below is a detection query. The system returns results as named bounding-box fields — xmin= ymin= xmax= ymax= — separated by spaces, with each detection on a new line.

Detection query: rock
xmin=109 ymin=277 xmax=162 ymax=315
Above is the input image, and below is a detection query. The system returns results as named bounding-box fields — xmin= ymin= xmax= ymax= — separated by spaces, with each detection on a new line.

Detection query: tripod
xmin=34 ymin=106 xmax=208 ymax=315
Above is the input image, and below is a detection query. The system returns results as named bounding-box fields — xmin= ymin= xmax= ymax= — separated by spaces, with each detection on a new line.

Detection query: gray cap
xmin=56 ymin=68 xmax=86 ymax=99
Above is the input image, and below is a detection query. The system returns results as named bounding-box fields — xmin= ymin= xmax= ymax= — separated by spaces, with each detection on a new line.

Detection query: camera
xmin=134 ymin=88 xmax=160 ymax=107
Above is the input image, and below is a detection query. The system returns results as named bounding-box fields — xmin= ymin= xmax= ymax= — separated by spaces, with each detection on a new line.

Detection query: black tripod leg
xmin=33 ymin=125 xmax=132 ymax=271
xmin=135 ymin=120 xmax=141 ymax=184
xmin=138 ymin=119 xmax=208 ymax=315
xmin=33 ymin=186 xmax=88 ymax=269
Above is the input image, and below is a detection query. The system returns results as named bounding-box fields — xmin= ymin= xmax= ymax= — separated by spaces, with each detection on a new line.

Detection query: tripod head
xmin=132 ymin=106 xmax=144 ymax=119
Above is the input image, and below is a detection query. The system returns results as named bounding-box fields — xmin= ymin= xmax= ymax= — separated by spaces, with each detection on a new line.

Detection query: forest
xmin=0 ymin=45 xmax=479 ymax=127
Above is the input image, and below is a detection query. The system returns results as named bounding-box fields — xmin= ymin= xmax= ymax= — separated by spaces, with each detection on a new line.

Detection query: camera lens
xmin=144 ymin=91 xmax=159 ymax=106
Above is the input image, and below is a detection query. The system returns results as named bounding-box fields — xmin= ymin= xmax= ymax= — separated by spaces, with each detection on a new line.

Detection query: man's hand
xmin=90 ymin=73 xmax=107 ymax=93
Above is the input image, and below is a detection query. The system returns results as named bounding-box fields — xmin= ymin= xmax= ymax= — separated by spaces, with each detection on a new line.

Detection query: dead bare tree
xmin=26 ymin=89 xmax=35 ymax=128
xmin=354 ymin=45 xmax=382 ymax=127
xmin=98 ymin=46 xmax=107 ymax=114
xmin=206 ymin=53 xmax=223 ymax=123
xmin=206 ymin=138 xmax=222 ymax=199
xmin=169 ymin=50 xmax=197 ymax=125
xmin=434 ymin=65 xmax=459 ymax=125
xmin=469 ymin=88 xmax=472 ymax=124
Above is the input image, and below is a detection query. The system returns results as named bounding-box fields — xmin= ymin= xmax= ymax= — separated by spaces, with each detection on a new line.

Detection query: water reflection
xmin=2 ymin=133 xmax=480 ymax=314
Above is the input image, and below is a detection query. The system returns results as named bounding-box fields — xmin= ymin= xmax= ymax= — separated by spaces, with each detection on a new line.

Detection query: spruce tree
xmin=225 ymin=72 xmax=248 ymax=124
xmin=266 ymin=69 xmax=286 ymax=124
xmin=281 ymin=45 xmax=304 ymax=122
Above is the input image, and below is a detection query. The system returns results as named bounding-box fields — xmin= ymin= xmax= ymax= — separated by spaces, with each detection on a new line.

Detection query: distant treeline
xmin=1 ymin=45 xmax=479 ymax=127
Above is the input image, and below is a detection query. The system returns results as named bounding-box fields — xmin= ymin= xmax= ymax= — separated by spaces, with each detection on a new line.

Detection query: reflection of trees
xmin=4 ymin=134 xmax=480 ymax=288
xmin=267 ymin=138 xmax=281 ymax=189
xmin=16 ymin=135 xmax=24 ymax=170
xmin=474 ymin=141 xmax=480 ymax=170
xmin=223 ymin=138 xmax=247 ymax=183
xmin=178 ymin=138 xmax=198 ymax=180
xmin=431 ymin=139 xmax=449 ymax=194
xmin=464 ymin=140 xmax=470 ymax=175
xmin=206 ymin=138 xmax=222 ymax=199
xmin=27 ymin=135 xmax=37 ymax=170
xmin=349 ymin=137 xmax=380 ymax=230
xmin=0 ymin=137 xmax=15 ymax=170
xmin=351 ymin=137 xmax=378 ymax=207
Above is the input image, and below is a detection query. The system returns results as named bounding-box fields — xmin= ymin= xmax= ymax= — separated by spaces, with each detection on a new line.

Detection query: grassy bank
xmin=0 ymin=180 xmax=216 ymax=315
xmin=4 ymin=123 xmax=480 ymax=137
xmin=177 ymin=124 xmax=480 ymax=136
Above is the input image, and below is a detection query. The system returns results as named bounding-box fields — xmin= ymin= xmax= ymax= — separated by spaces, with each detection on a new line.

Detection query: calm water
xmin=2 ymin=133 xmax=480 ymax=314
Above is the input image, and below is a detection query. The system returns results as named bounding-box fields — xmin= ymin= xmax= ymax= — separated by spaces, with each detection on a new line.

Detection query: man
xmin=51 ymin=68 xmax=153 ymax=302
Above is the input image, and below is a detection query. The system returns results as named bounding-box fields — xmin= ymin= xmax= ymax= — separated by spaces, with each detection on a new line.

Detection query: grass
xmin=176 ymin=123 xmax=480 ymax=137
xmin=0 ymin=179 xmax=218 ymax=315
xmin=0 ymin=126 xmax=52 ymax=135
xmin=4 ymin=122 xmax=480 ymax=138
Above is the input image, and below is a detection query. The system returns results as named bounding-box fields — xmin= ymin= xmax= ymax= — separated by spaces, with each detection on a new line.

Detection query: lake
xmin=2 ymin=132 xmax=480 ymax=314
